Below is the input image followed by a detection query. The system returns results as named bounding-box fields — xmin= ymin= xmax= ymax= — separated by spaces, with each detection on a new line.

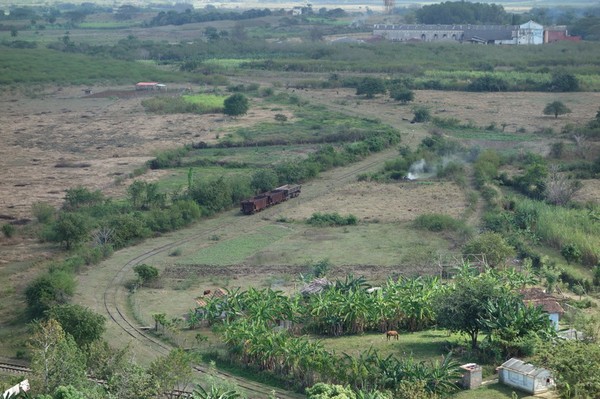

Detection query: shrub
xmin=63 ymin=187 xmax=104 ymax=211
xmin=561 ymin=243 xmax=582 ymax=265
xmin=223 ymin=93 xmax=249 ymax=116
xmin=25 ymin=270 xmax=76 ymax=319
xmin=108 ymin=213 xmax=151 ymax=248
xmin=306 ymin=212 xmax=358 ymax=227
xmin=549 ymin=70 xmax=579 ymax=92
xmin=141 ymin=97 xmax=219 ymax=114
xmin=413 ymin=213 xmax=472 ymax=239
xmin=133 ymin=264 xmax=159 ymax=286
xmin=147 ymin=146 xmax=190 ymax=169
xmin=467 ymin=75 xmax=508 ymax=92
xmin=169 ymin=248 xmax=182 ymax=257
xmin=32 ymin=202 xmax=56 ymax=224
xmin=2 ymin=223 xmax=15 ymax=238
xmin=463 ymin=232 xmax=516 ymax=268
xmin=48 ymin=212 xmax=91 ymax=250
xmin=412 ymin=107 xmax=431 ymax=123
xmin=390 ymin=87 xmax=414 ymax=103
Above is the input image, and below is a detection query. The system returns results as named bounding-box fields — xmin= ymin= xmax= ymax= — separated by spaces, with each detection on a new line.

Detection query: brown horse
xmin=203 ymin=289 xmax=211 ymax=296
xmin=386 ymin=330 xmax=399 ymax=341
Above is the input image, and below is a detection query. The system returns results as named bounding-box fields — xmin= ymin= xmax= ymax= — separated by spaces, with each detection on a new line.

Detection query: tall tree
xmin=28 ymin=319 xmax=87 ymax=394
xmin=223 ymin=93 xmax=249 ymax=117
xmin=543 ymin=101 xmax=572 ymax=119
xmin=435 ymin=270 xmax=506 ymax=349
xmin=356 ymin=77 xmax=386 ymax=99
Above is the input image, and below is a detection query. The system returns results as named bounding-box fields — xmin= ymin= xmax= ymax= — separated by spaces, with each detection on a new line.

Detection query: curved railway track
xmin=99 ymin=93 xmax=400 ymax=398
xmin=102 ymin=224 xmax=307 ymax=399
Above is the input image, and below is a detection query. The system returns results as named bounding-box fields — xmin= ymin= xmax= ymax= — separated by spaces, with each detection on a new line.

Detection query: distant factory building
xmin=373 ymin=21 xmax=577 ymax=45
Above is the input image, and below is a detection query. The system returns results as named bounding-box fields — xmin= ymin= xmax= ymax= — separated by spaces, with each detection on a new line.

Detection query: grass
xmin=182 ymin=93 xmax=228 ymax=109
xmin=241 ymin=222 xmax=454 ymax=269
xmin=516 ymin=198 xmax=600 ymax=267
xmin=183 ymin=145 xmax=314 ymax=167
xmin=155 ymin=166 xmax=254 ymax=193
xmin=453 ymin=382 xmax=539 ymax=399
xmin=180 ymin=224 xmax=292 ymax=265
xmin=0 ymin=47 xmax=190 ymax=85
xmin=445 ymin=127 xmax=539 ymax=142
xmin=319 ymin=329 xmax=464 ymax=362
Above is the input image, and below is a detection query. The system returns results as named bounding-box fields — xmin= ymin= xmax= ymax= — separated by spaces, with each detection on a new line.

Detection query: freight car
xmin=240 ymin=184 xmax=301 ymax=215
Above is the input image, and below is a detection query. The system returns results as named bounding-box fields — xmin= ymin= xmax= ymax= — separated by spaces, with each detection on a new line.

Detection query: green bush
xmin=25 ymin=269 xmax=76 ymax=319
xmin=463 ymin=232 xmax=516 ymax=268
xmin=108 ymin=213 xmax=151 ymax=248
xmin=141 ymin=96 xmax=222 ymax=114
xmin=306 ymin=212 xmax=358 ymax=227
xmin=32 ymin=202 xmax=56 ymax=224
xmin=467 ymin=75 xmax=509 ymax=92
xmin=561 ymin=243 xmax=582 ymax=265
xmin=133 ymin=264 xmax=159 ymax=286
xmin=63 ymin=187 xmax=104 ymax=211
xmin=147 ymin=146 xmax=190 ymax=169
xmin=2 ymin=223 xmax=15 ymax=238
xmin=412 ymin=107 xmax=431 ymax=123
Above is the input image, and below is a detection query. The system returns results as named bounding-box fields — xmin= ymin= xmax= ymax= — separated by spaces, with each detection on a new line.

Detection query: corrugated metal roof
xmin=300 ymin=278 xmax=330 ymax=295
xmin=463 ymin=27 xmax=514 ymax=41
xmin=499 ymin=358 xmax=550 ymax=378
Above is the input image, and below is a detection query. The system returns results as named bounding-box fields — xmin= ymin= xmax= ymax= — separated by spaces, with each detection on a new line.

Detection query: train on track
xmin=240 ymin=184 xmax=301 ymax=215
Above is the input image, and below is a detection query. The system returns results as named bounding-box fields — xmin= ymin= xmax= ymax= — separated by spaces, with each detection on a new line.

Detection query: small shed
xmin=135 ymin=82 xmax=159 ymax=90
xmin=498 ymin=358 xmax=554 ymax=395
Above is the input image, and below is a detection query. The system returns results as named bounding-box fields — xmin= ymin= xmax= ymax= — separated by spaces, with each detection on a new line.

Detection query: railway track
xmin=97 ymin=82 xmax=401 ymax=399
xmin=0 ymin=362 xmax=30 ymax=375
xmin=99 ymin=149 xmax=396 ymax=398
xmin=102 ymin=223 xmax=307 ymax=398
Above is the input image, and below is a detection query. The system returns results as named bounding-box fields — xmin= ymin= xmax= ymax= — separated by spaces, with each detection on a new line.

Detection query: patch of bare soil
xmin=0 ymin=85 xmax=275 ymax=220
xmin=282 ymin=180 xmax=468 ymax=222
xmin=574 ymin=179 xmax=600 ymax=204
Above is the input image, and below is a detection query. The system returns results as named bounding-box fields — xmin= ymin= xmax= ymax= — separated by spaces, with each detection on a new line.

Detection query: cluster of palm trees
xmin=198 ymin=276 xmax=442 ymax=337
xmin=306 ymin=276 xmax=441 ymax=336
xmin=218 ymin=317 xmax=460 ymax=396
xmin=194 ymin=276 xmax=460 ymax=395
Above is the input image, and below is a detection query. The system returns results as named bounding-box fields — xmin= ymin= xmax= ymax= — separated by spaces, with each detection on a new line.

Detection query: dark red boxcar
xmin=268 ymin=190 xmax=285 ymax=206
xmin=240 ymin=195 xmax=268 ymax=214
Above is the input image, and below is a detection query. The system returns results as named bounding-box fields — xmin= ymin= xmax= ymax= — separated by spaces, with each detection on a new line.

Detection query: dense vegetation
xmin=1 ymin=2 xmax=600 ymax=399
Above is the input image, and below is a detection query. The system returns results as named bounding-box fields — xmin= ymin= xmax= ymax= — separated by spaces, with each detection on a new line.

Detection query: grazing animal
xmin=203 ymin=289 xmax=211 ymax=296
xmin=386 ymin=330 xmax=399 ymax=341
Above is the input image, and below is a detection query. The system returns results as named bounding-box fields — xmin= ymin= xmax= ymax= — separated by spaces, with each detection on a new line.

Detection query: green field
xmin=178 ymin=222 xmax=455 ymax=269
xmin=183 ymin=93 xmax=228 ymax=108
xmin=180 ymin=224 xmax=293 ymax=265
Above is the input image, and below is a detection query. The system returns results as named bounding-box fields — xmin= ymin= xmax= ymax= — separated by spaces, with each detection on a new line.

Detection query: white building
xmin=518 ymin=20 xmax=544 ymax=45
xmin=373 ymin=21 xmax=545 ymax=45
xmin=498 ymin=358 xmax=555 ymax=395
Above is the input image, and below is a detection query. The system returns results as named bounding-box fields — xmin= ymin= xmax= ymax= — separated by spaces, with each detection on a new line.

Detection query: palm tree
xmin=192 ymin=385 xmax=241 ymax=399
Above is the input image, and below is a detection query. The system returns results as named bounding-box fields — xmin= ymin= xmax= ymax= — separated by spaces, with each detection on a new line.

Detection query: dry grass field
xmin=0 ymin=85 xmax=278 ymax=221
